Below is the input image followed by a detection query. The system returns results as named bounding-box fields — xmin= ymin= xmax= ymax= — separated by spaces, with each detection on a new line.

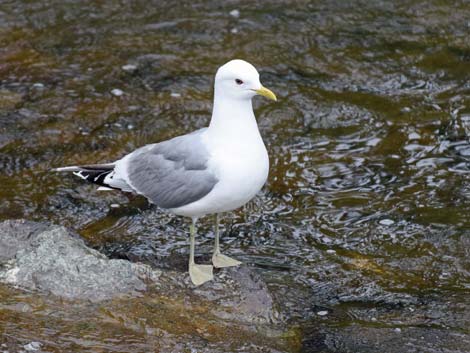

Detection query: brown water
xmin=1 ymin=0 xmax=470 ymax=352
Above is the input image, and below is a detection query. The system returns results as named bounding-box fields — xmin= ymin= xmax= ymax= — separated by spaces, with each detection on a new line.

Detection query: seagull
xmin=54 ymin=59 xmax=277 ymax=286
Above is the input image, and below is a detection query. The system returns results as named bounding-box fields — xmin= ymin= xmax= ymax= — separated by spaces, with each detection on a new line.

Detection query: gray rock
xmin=110 ymin=88 xmax=124 ymax=96
xmin=229 ymin=9 xmax=240 ymax=18
xmin=121 ymin=64 xmax=137 ymax=73
xmin=0 ymin=220 xmax=159 ymax=302
xmin=144 ymin=263 xmax=280 ymax=327
xmin=23 ymin=342 xmax=41 ymax=351
xmin=0 ymin=220 xmax=49 ymax=262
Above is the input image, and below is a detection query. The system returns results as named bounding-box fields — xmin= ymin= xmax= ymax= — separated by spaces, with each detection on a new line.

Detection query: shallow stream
xmin=1 ymin=1 xmax=469 ymax=352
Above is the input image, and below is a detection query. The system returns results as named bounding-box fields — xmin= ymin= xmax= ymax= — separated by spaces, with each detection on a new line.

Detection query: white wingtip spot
xmin=73 ymin=171 xmax=88 ymax=180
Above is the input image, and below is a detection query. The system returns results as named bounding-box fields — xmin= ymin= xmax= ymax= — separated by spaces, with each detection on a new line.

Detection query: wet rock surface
xmin=0 ymin=219 xmax=157 ymax=302
xmin=197 ymin=266 xmax=278 ymax=324
xmin=155 ymin=265 xmax=280 ymax=325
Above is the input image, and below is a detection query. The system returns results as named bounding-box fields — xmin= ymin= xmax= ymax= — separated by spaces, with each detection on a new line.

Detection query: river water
xmin=0 ymin=0 xmax=469 ymax=352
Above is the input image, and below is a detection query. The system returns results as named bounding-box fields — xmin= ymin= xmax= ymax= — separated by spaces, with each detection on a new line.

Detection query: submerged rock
xmin=0 ymin=89 xmax=23 ymax=110
xmin=130 ymin=256 xmax=280 ymax=326
xmin=0 ymin=220 xmax=159 ymax=302
xmin=301 ymin=101 xmax=375 ymax=130
xmin=304 ymin=324 xmax=470 ymax=353
xmin=194 ymin=265 xmax=278 ymax=324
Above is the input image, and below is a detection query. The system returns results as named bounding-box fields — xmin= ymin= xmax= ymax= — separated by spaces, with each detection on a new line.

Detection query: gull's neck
xmin=208 ymin=91 xmax=261 ymax=142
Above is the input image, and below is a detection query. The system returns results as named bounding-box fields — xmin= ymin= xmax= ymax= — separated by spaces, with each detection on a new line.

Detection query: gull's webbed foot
xmin=212 ymin=252 xmax=242 ymax=268
xmin=189 ymin=263 xmax=213 ymax=286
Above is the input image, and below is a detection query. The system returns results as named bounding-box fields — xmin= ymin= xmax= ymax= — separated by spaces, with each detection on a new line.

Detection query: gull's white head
xmin=214 ymin=59 xmax=277 ymax=102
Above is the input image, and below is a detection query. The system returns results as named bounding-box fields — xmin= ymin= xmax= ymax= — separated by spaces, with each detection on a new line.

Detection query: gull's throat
xmin=208 ymin=92 xmax=259 ymax=141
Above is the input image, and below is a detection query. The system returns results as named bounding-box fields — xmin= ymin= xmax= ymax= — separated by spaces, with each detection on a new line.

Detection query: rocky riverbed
xmin=1 ymin=0 xmax=470 ymax=352
xmin=0 ymin=220 xmax=289 ymax=352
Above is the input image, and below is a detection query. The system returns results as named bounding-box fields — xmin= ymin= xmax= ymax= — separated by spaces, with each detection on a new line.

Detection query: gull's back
xmin=113 ymin=128 xmax=218 ymax=209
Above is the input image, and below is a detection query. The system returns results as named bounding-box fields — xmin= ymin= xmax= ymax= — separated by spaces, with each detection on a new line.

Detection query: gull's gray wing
xmin=123 ymin=128 xmax=218 ymax=209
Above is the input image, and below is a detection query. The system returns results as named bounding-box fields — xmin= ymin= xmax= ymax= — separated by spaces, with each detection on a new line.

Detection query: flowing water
xmin=0 ymin=0 xmax=469 ymax=352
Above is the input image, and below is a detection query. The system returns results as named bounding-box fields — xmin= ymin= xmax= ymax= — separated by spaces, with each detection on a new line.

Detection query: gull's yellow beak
xmin=255 ymin=86 xmax=277 ymax=101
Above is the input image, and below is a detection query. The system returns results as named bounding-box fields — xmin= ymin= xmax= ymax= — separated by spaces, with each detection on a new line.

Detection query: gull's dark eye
xmin=235 ymin=79 xmax=243 ymax=85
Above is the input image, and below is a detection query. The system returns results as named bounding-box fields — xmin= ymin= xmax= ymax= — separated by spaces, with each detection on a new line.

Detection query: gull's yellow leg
xmin=188 ymin=218 xmax=213 ymax=286
xmin=212 ymin=214 xmax=242 ymax=268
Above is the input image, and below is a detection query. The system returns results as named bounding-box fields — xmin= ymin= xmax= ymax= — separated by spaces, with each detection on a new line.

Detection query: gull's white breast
xmin=171 ymin=130 xmax=269 ymax=218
